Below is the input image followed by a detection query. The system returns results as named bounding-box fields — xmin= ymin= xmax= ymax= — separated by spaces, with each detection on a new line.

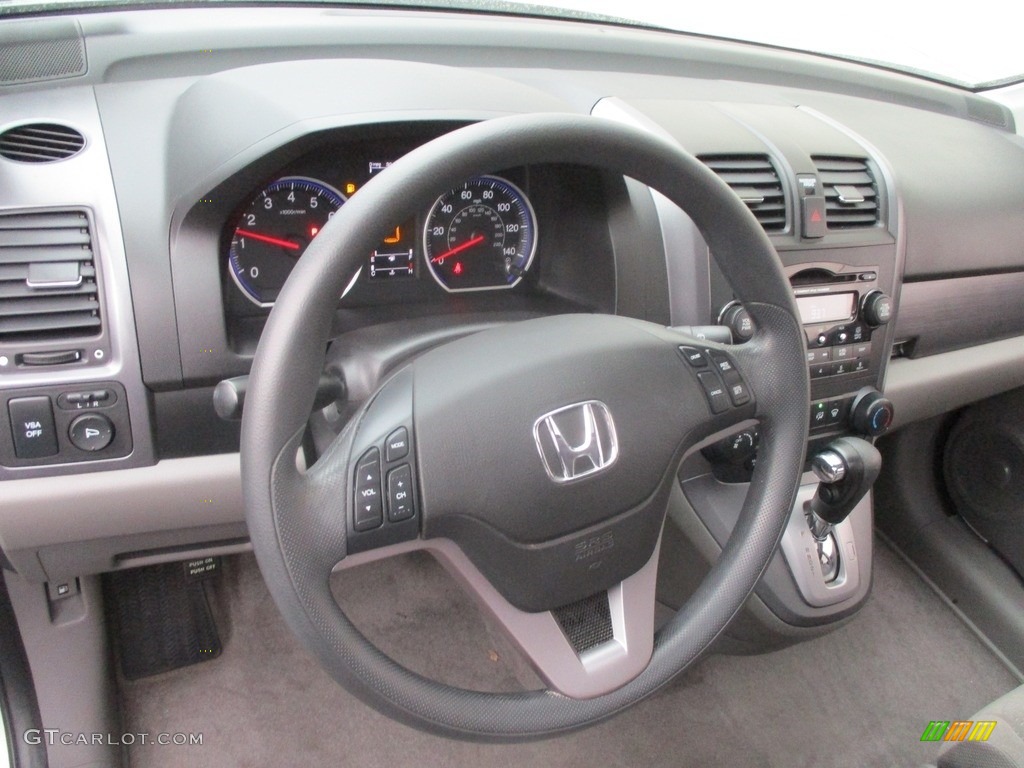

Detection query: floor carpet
xmin=118 ymin=537 xmax=1018 ymax=768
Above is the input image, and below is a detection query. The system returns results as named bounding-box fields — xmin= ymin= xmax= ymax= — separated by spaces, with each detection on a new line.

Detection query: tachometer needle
xmin=431 ymin=234 xmax=485 ymax=263
xmin=236 ymin=229 xmax=301 ymax=251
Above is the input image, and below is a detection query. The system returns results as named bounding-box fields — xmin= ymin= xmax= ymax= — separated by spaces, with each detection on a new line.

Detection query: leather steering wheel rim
xmin=240 ymin=113 xmax=809 ymax=741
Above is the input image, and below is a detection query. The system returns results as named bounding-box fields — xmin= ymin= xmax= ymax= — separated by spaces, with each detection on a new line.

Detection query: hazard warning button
xmin=801 ymin=195 xmax=826 ymax=238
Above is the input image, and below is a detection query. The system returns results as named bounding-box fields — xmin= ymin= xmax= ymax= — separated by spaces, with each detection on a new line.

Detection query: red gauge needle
xmin=431 ymin=234 xmax=485 ymax=263
xmin=236 ymin=229 xmax=301 ymax=251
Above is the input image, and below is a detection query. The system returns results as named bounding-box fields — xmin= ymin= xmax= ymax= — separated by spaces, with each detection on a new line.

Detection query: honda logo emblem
xmin=533 ymin=401 xmax=618 ymax=483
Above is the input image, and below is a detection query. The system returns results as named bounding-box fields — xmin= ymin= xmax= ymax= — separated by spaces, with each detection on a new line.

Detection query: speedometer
xmin=228 ymin=176 xmax=346 ymax=306
xmin=423 ymin=175 xmax=537 ymax=292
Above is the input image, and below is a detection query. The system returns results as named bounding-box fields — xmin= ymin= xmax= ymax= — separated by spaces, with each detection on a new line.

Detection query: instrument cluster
xmin=220 ymin=135 xmax=540 ymax=310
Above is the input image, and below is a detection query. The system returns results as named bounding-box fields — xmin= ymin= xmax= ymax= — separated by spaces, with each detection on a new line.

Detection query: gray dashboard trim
xmin=0 ymin=453 xmax=244 ymax=578
xmin=885 ymin=334 xmax=1024 ymax=428
xmin=0 ymin=86 xmax=155 ymax=480
xmin=895 ymin=272 xmax=1024 ymax=358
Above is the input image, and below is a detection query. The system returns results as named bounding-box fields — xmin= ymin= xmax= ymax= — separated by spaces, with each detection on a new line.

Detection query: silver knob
xmin=812 ymin=450 xmax=846 ymax=484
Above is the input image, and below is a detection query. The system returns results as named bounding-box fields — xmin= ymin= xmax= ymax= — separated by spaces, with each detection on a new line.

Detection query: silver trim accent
xmin=778 ymin=481 xmax=871 ymax=608
xmin=0 ymin=690 xmax=10 ymax=768
xmin=422 ymin=175 xmax=538 ymax=294
xmin=228 ymin=175 xmax=348 ymax=308
xmin=834 ymin=184 xmax=866 ymax=205
xmin=811 ymin=450 xmax=847 ymax=484
xmin=339 ymin=534 xmax=660 ymax=699
xmin=533 ymin=400 xmax=618 ymax=483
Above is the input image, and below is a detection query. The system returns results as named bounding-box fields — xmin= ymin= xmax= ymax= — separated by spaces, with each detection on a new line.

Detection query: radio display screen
xmin=796 ymin=292 xmax=856 ymax=325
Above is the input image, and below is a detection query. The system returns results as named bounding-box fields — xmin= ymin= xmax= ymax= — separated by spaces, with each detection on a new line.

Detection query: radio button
xmin=833 ymin=345 xmax=853 ymax=361
xmin=807 ymin=347 xmax=832 ymax=365
xmin=810 ymin=363 xmax=832 ymax=379
xmin=833 ymin=360 xmax=853 ymax=376
xmin=852 ymin=342 xmax=872 ymax=359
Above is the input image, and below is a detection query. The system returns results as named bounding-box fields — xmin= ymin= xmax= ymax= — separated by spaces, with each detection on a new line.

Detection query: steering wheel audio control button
xmin=385 ymin=427 xmax=409 ymax=462
xmin=353 ymin=448 xmax=384 ymax=532
xmin=68 ymin=413 xmax=114 ymax=452
xmin=386 ymin=464 xmax=414 ymax=522
xmin=696 ymin=372 xmax=730 ymax=414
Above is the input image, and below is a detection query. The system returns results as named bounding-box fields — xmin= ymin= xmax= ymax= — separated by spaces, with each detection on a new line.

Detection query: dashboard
xmin=2 ymin=5 xmax=1024 ymax=592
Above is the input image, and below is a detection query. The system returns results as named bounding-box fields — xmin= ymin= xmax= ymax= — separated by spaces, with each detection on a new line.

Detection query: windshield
xmin=1 ymin=0 xmax=1019 ymax=90
xmin=513 ymin=0 xmax=1021 ymax=90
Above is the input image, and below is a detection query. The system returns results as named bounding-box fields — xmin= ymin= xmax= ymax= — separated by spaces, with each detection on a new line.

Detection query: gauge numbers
xmin=423 ymin=176 xmax=537 ymax=292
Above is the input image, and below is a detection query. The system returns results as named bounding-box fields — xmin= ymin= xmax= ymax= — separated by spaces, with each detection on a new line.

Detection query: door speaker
xmin=944 ymin=389 xmax=1024 ymax=576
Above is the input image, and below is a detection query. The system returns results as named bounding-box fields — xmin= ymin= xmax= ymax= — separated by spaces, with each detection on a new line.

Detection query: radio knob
xmin=851 ymin=388 xmax=894 ymax=437
xmin=718 ymin=302 xmax=755 ymax=342
xmin=862 ymin=291 xmax=893 ymax=327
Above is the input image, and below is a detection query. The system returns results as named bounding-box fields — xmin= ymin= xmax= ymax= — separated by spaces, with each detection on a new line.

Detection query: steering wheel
xmin=240 ymin=113 xmax=808 ymax=741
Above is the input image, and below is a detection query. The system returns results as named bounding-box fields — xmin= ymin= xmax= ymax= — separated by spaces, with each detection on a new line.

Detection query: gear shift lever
xmin=807 ymin=437 xmax=882 ymax=582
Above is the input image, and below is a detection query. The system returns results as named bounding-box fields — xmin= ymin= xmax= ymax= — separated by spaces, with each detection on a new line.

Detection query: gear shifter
xmin=807 ymin=437 xmax=882 ymax=582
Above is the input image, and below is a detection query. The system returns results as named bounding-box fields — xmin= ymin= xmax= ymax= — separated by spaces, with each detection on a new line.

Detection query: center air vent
xmin=0 ymin=123 xmax=85 ymax=163
xmin=699 ymin=155 xmax=787 ymax=232
xmin=0 ymin=210 xmax=102 ymax=342
xmin=813 ymin=157 xmax=879 ymax=229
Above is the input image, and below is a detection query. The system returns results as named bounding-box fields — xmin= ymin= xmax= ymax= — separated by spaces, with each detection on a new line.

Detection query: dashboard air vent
xmin=813 ymin=156 xmax=879 ymax=229
xmin=0 ymin=210 xmax=101 ymax=342
xmin=699 ymin=155 xmax=787 ymax=232
xmin=0 ymin=123 xmax=85 ymax=163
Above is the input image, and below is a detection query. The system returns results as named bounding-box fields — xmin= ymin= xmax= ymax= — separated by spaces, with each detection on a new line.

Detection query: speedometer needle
xmin=431 ymin=234 xmax=485 ymax=263
xmin=236 ymin=229 xmax=301 ymax=251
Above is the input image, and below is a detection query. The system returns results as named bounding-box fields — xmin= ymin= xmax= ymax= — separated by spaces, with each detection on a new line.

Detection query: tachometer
xmin=423 ymin=175 xmax=537 ymax=292
xmin=228 ymin=176 xmax=346 ymax=306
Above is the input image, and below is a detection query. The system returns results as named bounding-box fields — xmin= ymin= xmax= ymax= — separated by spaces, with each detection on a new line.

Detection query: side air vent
xmin=0 ymin=123 xmax=85 ymax=163
xmin=813 ymin=156 xmax=879 ymax=229
xmin=0 ymin=210 xmax=101 ymax=342
xmin=700 ymin=155 xmax=787 ymax=232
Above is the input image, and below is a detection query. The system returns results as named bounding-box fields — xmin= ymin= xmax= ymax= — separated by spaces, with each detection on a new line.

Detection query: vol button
xmin=354 ymin=448 xmax=383 ymax=531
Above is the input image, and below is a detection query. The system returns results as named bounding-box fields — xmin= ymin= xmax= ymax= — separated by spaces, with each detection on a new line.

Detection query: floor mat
xmin=118 ymin=538 xmax=1019 ymax=768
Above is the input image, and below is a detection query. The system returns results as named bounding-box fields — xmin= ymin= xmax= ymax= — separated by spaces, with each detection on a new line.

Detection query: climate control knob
xmin=850 ymin=388 xmax=894 ymax=437
xmin=861 ymin=290 xmax=893 ymax=327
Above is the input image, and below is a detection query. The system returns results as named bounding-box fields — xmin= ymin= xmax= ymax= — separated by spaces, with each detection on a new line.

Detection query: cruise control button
xmin=385 ymin=427 xmax=409 ymax=462
xmin=387 ymin=464 xmax=415 ymax=522
xmin=707 ymin=351 xmax=736 ymax=376
xmin=696 ymin=372 xmax=730 ymax=414
xmin=68 ymin=413 xmax=114 ymax=452
xmin=8 ymin=396 xmax=59 ymax=459
xmin=678 ymin=346 xmax=707 ymax=368
xmin=354 ymin=448 xmax=383 ymax=531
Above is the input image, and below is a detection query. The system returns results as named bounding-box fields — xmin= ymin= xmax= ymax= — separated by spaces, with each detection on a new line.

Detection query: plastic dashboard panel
xmin=1 ymin=6 xmax=1024 ymax=586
